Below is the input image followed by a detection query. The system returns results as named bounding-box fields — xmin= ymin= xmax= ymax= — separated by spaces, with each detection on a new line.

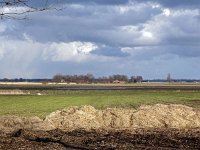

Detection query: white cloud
xmin=172 ymin=9 xmax=199 ymax=17
xmin=43 ymin=41 xmax=98 ymax=62
xmin=0 ymin=36 xmax=114 ymax=78
xmin=23 ymin=33 xmax=33 ymax=42
xmin=117 ymin=2 xmax=145 ymax=14
xmin=0 ymin=37 xmax=45 ymax=78
xmin=1 ymin=6 xmax=32 ymax=14
xmin=142 ymin=31 xmax=153 ymax=38
xmin=1 ymin=38 xmax=99 ymax=64
xmin=117 ymin=25 xmax=159 ymax=45
xmin=163 ymin=8 xmax=171 ymax=16
xmin=117 ymin=1 xmax=161 ymax=13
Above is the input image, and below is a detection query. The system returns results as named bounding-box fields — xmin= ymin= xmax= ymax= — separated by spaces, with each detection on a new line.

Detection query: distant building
xmin=113 ymin=80 xmax=126 ymax=84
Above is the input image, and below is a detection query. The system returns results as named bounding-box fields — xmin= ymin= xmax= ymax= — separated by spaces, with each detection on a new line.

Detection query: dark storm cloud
xmin=16 ymin=2 xmax=161 ymax=44
xmin=3 ymin=1 xmax=200 ymax=51
xmin=30 ymin=0 xmax=200 ymax=8
xmin=92 ymin=46 xmax=130 ymax=57
xmin=3 ymin=1 xmax=200 ymax=56
xmin=138 ymin=0 xmax=200 ymax=7
xmin=60 ymin=0 xmax=129 ymax=5
xmin=168 ymin=46 xmax=200 ymax=57
xmin=28 ymin=0 xmax=129 ymax=6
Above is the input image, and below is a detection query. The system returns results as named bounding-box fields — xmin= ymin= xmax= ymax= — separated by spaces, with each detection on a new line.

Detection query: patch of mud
xmin=1 ymin=128 xmax=200 ymax=149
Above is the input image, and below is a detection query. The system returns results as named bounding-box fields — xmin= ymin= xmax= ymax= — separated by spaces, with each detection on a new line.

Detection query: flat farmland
xmin=1 ymin=83 xmax=200 ymax=149
xmin=1 ymin=83 xmax=200 ymax=117
xmin=1 ymin=82 xmax=200 ymax=90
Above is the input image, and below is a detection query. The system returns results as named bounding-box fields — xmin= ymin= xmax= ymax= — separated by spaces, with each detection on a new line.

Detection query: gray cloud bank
xmin=0 ymin=0 xmax=200 ymax=79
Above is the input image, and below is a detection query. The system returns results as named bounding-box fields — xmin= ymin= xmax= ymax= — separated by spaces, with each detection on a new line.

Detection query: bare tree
xmin=130 ymin=76 xmax=143 ymax=83
xmin=0 ymin=0 xmax=58 ymax=19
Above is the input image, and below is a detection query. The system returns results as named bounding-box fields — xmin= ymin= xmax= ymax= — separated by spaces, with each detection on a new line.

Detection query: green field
xmin=1 ymin=90 xmax=200 ymax=118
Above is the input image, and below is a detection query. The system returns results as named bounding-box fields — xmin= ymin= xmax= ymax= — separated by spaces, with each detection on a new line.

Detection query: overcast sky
xmin=0 ymin=0 xmax=200 ymax=79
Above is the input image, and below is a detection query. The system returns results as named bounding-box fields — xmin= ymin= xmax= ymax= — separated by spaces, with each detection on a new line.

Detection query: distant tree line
xmin=52 ymin=74 xmax=143 ymax=84
xmin=1 ymin=77 xmax=200 ymax=83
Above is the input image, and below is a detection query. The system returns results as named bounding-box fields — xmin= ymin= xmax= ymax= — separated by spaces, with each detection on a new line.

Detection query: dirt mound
xmin=0 ymin=116 xmax=54 ymax=133
xmin=0 ymin=104 xmax=200 ymax=132
xmin=45 ymin=104 xmax=200 ymax=131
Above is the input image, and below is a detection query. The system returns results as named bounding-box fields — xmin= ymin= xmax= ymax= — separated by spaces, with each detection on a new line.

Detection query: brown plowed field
xmin=1 ymin=128 xmax=200 ymax=150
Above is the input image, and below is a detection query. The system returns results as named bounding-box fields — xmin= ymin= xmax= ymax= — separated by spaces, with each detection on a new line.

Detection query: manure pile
xmin=1 ymin=104 xmax=200 ymax=149
xmin=1 ymin=104 xmax=200 ymax=132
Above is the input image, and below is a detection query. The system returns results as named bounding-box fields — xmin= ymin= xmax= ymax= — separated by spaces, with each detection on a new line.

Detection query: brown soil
xmin=1 ymin=104 xmax=200 ymax=149
xmin=1 ymin=128 xmax=200 ymax=150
